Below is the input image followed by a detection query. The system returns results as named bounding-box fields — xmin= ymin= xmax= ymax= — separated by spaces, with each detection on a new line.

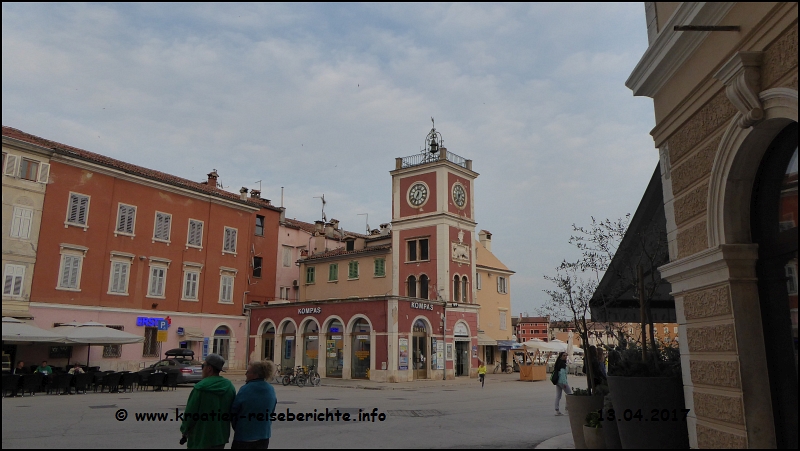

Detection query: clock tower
xmin=390 ymin=122 xmax=478 ymax=304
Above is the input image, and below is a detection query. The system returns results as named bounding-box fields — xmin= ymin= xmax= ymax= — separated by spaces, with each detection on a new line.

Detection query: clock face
xmin=452 ymin=183 xmax=466 ymax=208
xmin=408 ymin=183 xmax=428 ymax=207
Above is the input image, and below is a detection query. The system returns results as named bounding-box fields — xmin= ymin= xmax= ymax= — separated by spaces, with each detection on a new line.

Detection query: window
xmin=406 ymin=238 xmax=429 ymax=262
xmin=346 ymin=240 xmax=355 ymax=251
xmin=419 ymin=274 xmax=429 ymax=300
xmin=223 ymin=227 xmax=238 ymax=253
xmin=19 ymin=158 xmax=49 ymax=182
xmin=58 ymin=254 xmax=83 ymax=290
xmin=374 ymin=258 xmax=386 ymax=277
xmin=220 ymin=275 xmax=234 ymax=303
xmin=10 ymin=207 xmax=33 ymax=239
xmin=786 ymin=263 xmax=798 ymax=295
xmin=187 ymin=219 xmax=203 ymax=247
xmin=153 ymin=212 xmax=172 ymax=242
xmin=3 ymin=153 xmax=15 ymax=176
xmin=499 ymin=311 xmax=507 ymax=330
xmin=148 ymin=266 xmax=167 ymax=297
xmin=108 ymin=260 xmax=130 ymax=294
xmin=329 ymin=263 xmax=338 ymax=282
xmin=674 ymin=326 xmax=678 ymax=334
xmin=461 ymin=277 xmax=468 ymax=303
xmin=255 ymin=215 xmax=265 ymax=236
xmin=497 ymin=276 xmax=508 ymax=294
xmin=453 ymin=275 xmax=461 ymax=303
xmin=66 ymin=193 xmax=90 ymax=227
xmin=183 ymin=270 xmax=199 ymax=300
xmin=282 ymin=246 xmax=292 ymax=267
xmin=102 ymin=326 xmax=124 ymax=358
xmin=3 ymin=264 xmax=25 ymax=297
xmin=280 ymin=287 xmax=290 ymax=300
xmin=116 ymin=204 xmax=136 ymax=235
xmin=306 ymin=266 xmax=315 ymax=284
xmin=142 ymin=327 xmax=159 ymax=357
xmin=476 ymin=272 xmax=482 ymax=290
xmin=253 ymin=256 xmax=263 ymax=278
xmin=348 ymin=261 xmax=359 ymax=279
xmin=407 ymin=275 xmax=417 ymax=298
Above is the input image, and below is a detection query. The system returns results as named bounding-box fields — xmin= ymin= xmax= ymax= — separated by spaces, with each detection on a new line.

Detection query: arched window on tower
xmin=419 ymin=274 xmax=429 ymax=300
xmin=461 ymin=276 xmax=468 ymax=303
xmin=407 ymin=275 xmax=417 ymax=298
xmin=453 ymin=275 xmax=460 ymax=303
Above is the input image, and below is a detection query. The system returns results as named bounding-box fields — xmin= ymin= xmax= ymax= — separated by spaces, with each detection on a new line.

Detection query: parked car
xmin=140 ymin=349 xmax=203 ymax=384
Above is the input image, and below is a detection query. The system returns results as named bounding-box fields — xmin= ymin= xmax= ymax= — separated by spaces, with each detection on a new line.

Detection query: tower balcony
xmin=396 ymin=149 xmax=472 ymax=170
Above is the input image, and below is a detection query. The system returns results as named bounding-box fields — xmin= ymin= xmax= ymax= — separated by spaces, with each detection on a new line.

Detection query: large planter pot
xmin=583 ymin=426 xmax=606 ymax=449
xmin=607 ymin=376 xmax=689 ymax=449
xmin=565 ymin=394 xmax=604 ymax=449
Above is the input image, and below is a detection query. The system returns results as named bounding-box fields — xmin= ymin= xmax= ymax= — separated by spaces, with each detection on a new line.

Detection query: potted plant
xmin=565 ymin=388 xmax=604 ymax=449
xmin=583 ymin=410 xmax=606 ymax=449
xmin=601 ymin=394 xmax=621 ymax=449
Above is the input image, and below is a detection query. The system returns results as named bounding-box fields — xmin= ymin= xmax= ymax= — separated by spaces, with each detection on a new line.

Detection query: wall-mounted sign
xmin=177 ymin=327 xmax=185 ymax=336
xmin=454 ymin=322 xmax=469 ymax=337
xmin=411 ymin=302 xmax=434 ymax=311
xmin=472 ymin=345 xmax=478 ymax=358
xmin=202 ymin=337 xmax=209 ymax=360
xmin=298 ymin=307 xmax=322 ymax=315
xmin=307 ymin=336 xmax=318 ymax=340
xmin=356 ymin=335 xmax=369 ymax=340
xmin=398 ymin=338 xmax=409 ymax=370
xmin=436 ymin=341 xmax=445 ymax=369
xmin=157 ymin=330 xmax=168 ymax=342
xmin=331 ymin=335 xmax=342 ymax=340
xmin=329 ymin=327 xmax=340 ymax=333
xmin=137 ymin=316 xmax=171 ymax=328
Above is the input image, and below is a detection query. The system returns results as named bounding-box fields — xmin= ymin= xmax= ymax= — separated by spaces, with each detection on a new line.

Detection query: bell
xmin=430 ymin=139 xmax=439 ymax=153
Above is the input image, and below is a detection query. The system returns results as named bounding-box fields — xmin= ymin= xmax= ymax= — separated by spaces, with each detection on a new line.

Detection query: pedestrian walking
xmin=477 ymin=361 xmax=487 ymax=388
xmin=553 ymin=352 xmax=571 ymax=416
xmin=230 ymin=360 xmax=278 ymax=449
xmin=180 ymin=353 xmax=236 ymax=449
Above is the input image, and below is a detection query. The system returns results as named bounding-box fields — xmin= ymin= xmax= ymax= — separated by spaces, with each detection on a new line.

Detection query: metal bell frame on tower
xmin=423 ymin=118 xmax=444 ymax=163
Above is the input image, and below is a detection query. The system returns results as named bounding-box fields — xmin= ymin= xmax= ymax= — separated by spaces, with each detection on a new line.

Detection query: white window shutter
xmin=68 ymin=257 xmax=79 ymax=288
xmin=11 ymin=208 xmax=23 ymax=237
xmin=163 ymin=215 xmax=171 ymax=239
xmin=4 ymin=154 xmax=19 ymax=177
xmin=78 ymin=196 xmax=88 ymax=225
xmin=37 ymin=163 xmax=50 ymax=183
xmin=68 ymin=195 xmax=79 ymax=223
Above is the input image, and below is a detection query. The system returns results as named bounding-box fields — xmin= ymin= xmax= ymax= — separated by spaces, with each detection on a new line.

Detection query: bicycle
xmin=493 ymin=362 xmax=513 ymax=374
xmin=281 ymin=366 xmax=306 ymax=387
xmin=299 ymin=364 xmax=321 ymax=387
xmin=271 ymin=364 xmax=283 ymax=384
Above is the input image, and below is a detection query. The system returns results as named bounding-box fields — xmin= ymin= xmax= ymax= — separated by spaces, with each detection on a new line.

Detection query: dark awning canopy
xmin=590 ymin=164 xmax=676 ymax=323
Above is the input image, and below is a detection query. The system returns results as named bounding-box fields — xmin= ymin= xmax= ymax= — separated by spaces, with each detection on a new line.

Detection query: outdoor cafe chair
xmin=120 ymin=372 xmax=138 ymax=393
xmin=2 ymin=374 xmax=21 ymax=397
xmin=149 ymin=372 xmax=167 ymax=391
xmin=165 ymin=372 xmax=179 ymax=391
xmin=48 ymin=373 xmax=73 ymax=395
xmin=100 ymin=372 xmax=122 ymax=393
xmin=73 ymin=372 xmax=93 ymax=394
xmin=92 ymin=372 xmax=106 ymax=392
xmin=19 ymin=374 xmax=44 ymax=396
xmin=137 ymin=371 xmax=150 ymax=391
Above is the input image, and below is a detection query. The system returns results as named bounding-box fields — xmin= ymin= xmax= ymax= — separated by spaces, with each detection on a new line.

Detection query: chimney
xmin=478 ymin=230 xmax=492 ymax=252
xmin=314 ymin=221 xmax=324 ymax=234
xmin=379 ymin=223 xmax=391 ymax=235
xmin=207 ymin=170 xmax=219 ymax=187
xmin=324 ymin=222 xmax=334 ymax=238
xmin=250 ymin=189 xmax=261 ymax=199
xmin=279 ymin=207 xmax=286 ymax=223
xmin=330 ymin=218 xmax=340 ymax=230
xmin=239 ymin=187 xmax=248 ymax=200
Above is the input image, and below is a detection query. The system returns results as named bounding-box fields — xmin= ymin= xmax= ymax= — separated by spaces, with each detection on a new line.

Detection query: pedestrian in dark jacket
xmin=180 ymin=353 xmax=236 ymax=449
xmin=231 ymin=360 xmax=278 ymax=449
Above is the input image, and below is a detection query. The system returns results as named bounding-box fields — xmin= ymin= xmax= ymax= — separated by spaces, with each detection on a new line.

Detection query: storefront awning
xmin=477 ymin=332 xmax=497 ymax=346
xmin=497 ymin=340 xmax=523 ymax=351
xmin=180 ymin=326 xmax=205 ymax=342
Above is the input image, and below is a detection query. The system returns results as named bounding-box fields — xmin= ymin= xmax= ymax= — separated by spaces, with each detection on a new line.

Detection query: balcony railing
xmin=397 ymin=149 xmax=471 ymax=170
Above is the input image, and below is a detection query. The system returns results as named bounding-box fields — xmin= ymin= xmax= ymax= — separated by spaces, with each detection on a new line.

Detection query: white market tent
xmin=2 ymin=317 xmax=67 ymax=344
xmin=52 ymin=321 xmax=144 ymax=366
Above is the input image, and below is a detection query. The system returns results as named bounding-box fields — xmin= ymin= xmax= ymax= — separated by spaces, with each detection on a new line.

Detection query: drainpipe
xmin=243 ymin=291 xmax=251 ymax=370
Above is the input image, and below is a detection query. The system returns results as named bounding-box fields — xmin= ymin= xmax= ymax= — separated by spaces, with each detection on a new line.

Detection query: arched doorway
xmin=454 ymin=321 xmax=470 ymax=377
xmin=351 ymin=318 xmax=370 ymax=379
xmin=326 ymin=319 xmax=344 ymax=378
xmin=262 ymin=322 xmax=275 ymax=362
xmin=302 ymin=320 xmax=319 ymax=372
xmin=412 ymin=319 xmax=428 ymax=380
xmin=280 ymin=321 xmax=296 ymax=371
xmin=751 ymin=122 xmax=798 ymax=449
xmin=212 ymin=326 xmax=230 ymax=363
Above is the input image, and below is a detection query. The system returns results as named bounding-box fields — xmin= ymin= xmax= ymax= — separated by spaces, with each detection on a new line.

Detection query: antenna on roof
xmin=357 ymin=213 xmax=369 ymax=234
xmin=313 ymin=194 xmax=327 ymax=222
xmin=254 ymin=180 xmax=262 ymax=191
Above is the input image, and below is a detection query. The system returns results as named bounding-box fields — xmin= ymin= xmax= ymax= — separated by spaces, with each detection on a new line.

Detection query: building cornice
xmin=626 ymin=2 xmax=736 ymax=97
xmin=29 ymin=302 xmax=247 ymax=320
xmin=476 ymin=264 xmax=515 ymax=275
xmin=2 ymin=136 xmax=55 ymax=158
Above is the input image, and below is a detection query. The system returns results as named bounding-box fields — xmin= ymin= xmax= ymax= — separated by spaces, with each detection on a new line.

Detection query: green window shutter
xmin=374 ymin=258 xmax=385 ymax=277
xmin=306 ymin=267 xmax=315 ymax=284
xmin=329 ymin=264 xmax=338 ymax=281
xmin=348 ymin=261 xmax=358 ymax=279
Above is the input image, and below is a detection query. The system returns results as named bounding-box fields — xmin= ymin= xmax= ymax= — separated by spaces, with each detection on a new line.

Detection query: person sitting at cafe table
xmin=34 ymin=361 xmax=53 ymax=375
xmin=13 ymin=361 xmax=29 ymax=375
xmin=68 ymin=364 xmax=84 ymax=375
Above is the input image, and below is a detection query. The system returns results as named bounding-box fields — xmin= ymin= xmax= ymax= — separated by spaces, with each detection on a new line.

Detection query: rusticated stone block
xmin=694 ymin=392 xmax=744 ymax=424
xmin=690 ymin=360 xmax=740 ymax=388
xmin=686 ymin=324 xmax=736 ymax=353
xmin=696 ymin=424 xmax=748 ymax=448
xmin=762 ymin=22 xmax=798 ymax=90
xmin=667 ymin=92 xmax=736 ymax=164
xmin=671 ymin=135 xmax=720 ymax=195
xmin=674 ymin=183 xmax=709 ymax=226
xmin=683 ymin=285 xmax=732 ymax=320
xmin=677 ymin=221 xmax=708 ymax=259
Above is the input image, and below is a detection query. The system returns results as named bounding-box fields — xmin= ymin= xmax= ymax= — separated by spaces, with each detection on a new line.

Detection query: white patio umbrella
xmin=2 ymin=317 xmax=68 ymax=344
xmin=53 ymin=321 xmax=144 ymax=366
xmin=522 ymin=339 xmax=562 ymax=352
xmin=566 ymin=332 xmax=574 ymax=363
xmin=548 ymin=339 xmax=569 ymax=352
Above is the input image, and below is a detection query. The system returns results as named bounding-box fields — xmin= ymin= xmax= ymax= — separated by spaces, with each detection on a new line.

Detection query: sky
xmin=2 ymin=3 xmax=658 ymax=316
